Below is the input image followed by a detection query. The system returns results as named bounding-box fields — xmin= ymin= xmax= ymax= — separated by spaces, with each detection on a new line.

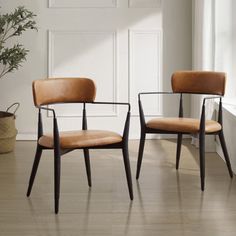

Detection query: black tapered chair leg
xmin=54 ymin=149 xmax=61 ymax=214
xmin=176 ymin=133 xmax=182 ymax=170
xmin=136 ymin=132 xmax=146 ymax=179
xmin=199 ymin=133 xmax=205 ymax=191
xmin=26 ymin=146 xmax=42 ymax=197
xmin=122 ymin=146 xmax=133 ymax=200
xmin=83 ymin=148 xmax=92 ymax=187
xmin=218 ymin=131 xmax=233 ymax=178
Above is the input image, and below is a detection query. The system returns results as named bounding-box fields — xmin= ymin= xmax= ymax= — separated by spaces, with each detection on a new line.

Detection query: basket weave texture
xmin=0 ymin=111 xmax=17 ymax=153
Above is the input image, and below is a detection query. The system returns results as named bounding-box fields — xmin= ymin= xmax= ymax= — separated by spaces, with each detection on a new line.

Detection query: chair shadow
xmin=124 ymin=201 xmax=133 ymax=235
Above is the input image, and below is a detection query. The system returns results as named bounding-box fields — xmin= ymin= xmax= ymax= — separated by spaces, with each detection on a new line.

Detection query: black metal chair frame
xmin=27 ymin=101 xmax=133 ymax=214
xmin=136 ymin=92 xmax=233 ymax=190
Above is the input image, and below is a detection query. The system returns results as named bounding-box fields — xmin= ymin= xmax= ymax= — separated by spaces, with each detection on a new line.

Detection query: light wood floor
xmin=0 ymin=139 xmax=236 ymax=236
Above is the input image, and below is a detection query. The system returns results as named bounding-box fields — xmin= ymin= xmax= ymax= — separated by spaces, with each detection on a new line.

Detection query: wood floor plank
xmin=0 ymin=140 xmax=236 ymax=235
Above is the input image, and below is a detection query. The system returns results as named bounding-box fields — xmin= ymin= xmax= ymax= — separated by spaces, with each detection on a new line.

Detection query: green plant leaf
xmin=0 ymin=6 xmax=37 ymax=79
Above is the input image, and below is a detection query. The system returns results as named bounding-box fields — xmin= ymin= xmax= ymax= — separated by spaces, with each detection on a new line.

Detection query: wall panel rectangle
xmin=48 ymin=30 xmax=117 ymax=117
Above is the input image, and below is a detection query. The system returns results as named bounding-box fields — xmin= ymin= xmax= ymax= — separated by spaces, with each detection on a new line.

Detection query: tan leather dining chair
xmin=136 ymin=71 xmax=233 ymax=190
xmin=26 ymin=78 xmax=133 ymax=214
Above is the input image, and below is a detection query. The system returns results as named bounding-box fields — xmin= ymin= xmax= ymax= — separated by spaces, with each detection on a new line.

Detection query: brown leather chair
xmin=136 ymin=71 xmax=233 ymax=190
xmin=26 ymin=78 xmax=133 ymax=214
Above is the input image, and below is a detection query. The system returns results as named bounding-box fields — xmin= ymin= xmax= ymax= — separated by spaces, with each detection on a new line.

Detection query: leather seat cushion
xmin=38 ymin=130 xmax=122 ymax=149
xmin=146 ymin=118 xmax=221 ymax=133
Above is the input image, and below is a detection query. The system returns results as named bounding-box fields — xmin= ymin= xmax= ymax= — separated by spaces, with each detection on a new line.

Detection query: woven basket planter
xmin=0 ymin=103 xmax=19 ymax=153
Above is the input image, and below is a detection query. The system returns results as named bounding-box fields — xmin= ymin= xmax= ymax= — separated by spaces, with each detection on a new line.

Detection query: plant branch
xmin=0 ymin=6 xmax=37 ymax=79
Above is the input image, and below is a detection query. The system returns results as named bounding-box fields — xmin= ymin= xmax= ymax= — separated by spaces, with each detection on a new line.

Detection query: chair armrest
xmin=37 ymin=106 xmax=59 ymax=143
xmin=38 ymin=102 xmax=131 ymax=143
xmin=200 ymin=96 xmax=223 ymax=131
xmin=138 ymin=92 xmax=174 ymax=100
xmin=201 ymin=96 xmax=222 ymax=118
xmin=138 ymin=92 xmax=177 ymax=126
xmin=202 ymin=96 xmax=222 ymax=105
xmin=87 ymin=101 xmax=130 ymax=142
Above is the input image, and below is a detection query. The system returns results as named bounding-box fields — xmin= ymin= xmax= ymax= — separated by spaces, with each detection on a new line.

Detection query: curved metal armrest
xmin=201 ymin=96 xmax=222 ymax=117
xmin=202 ymin=96 xmax=222 ymax=105
xmin=87 ymin=101 xmax=130 ymax=141
xmin=200 ymin=96 xmax=223 ymax=128
xmin=138 ymin=92 xmax=178 ymax=125
xmin=37 ymin=102 xmax=131 ymax=142
xmin=138 ymin=92 xmax=174 ymax=100
xmin=37 ymin=106 xmax=59 ymax=141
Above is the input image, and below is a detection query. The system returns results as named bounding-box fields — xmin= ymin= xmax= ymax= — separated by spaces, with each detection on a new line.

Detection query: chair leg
xmin=218 ymin=131 xmax=233 ymax=178
xmin=83 ymin=148 xmax=92 ymax=187
xmin=136 ymin=132 xmax=146 ymax=179
xmin=176 ymin=133 xmax=182 ymax=170
xmin=54 ymin=148 xmax=61 ymax=214
xmin=199 ymin=133 xmax=205 ymax=191
xmin=26 ymin=146 xmax=42 ymax=197
xmin=122 ymin=146 xmax=134 ymax=200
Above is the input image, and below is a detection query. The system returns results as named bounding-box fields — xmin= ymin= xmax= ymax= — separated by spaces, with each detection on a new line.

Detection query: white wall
xmin=162 ymin=0 xmax=192 ymax=116
xmin=0 ymin=0 xmax=192 ymax=140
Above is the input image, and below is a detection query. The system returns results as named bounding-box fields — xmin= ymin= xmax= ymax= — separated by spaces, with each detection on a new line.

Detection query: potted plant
xmin=0 ymin=6 xmax=37 ymax=153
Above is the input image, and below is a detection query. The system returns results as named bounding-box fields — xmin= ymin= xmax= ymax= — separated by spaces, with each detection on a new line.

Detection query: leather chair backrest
xmin=171 ymin=71 xmax=226 ymax=95
xmin=33 ymin=78 xmax=96 ymax=106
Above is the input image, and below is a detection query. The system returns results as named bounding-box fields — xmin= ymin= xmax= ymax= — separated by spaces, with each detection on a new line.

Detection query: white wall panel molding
xmin=49 ymin=0 xmax=117 ymax=8
xmin=129 ymin=29 xmax=162 ymax=117
xmin=48 ymin=30 xmax=118 ymax=117
xmin=129 ymin=0 xmax=161 ymax=8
